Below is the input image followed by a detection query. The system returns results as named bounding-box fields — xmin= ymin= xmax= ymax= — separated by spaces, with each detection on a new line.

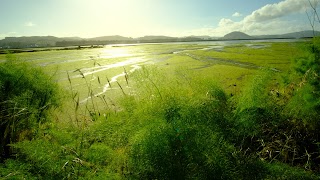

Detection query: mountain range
xmin=0 ymin=30 xmax=319 ymax=49
xmin=222 ymin=30 xmax=320 ymax=40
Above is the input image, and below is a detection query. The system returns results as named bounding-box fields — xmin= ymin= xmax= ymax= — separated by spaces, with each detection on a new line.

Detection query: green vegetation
xmin=0 ymin=54 xmax=60 ymax=159
xmin=1 ymin=40 xmax=320 ymax=179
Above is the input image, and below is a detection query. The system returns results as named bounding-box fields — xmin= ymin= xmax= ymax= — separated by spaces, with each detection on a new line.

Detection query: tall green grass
xmin=0 ymin=54 xmax=60 ymax=159
xmin=230 ymin=38 xmax=320 ymax=173
xmin=1 ymin=41 xmax=320 ymax=179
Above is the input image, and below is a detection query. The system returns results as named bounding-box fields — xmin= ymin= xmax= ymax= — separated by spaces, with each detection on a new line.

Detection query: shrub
xmin=287 ymin=38 xmax=320 ymax=128
xmin=125 ymin=67 xmax=269 ymax=179
xmin=233 ymin=70 xmax=279 ymax=137
xmin=265 ymin=162 xmax=319 ymax=180
xmin=0 ymin=159 xmax=37 ymax=179
xmin=128 ymin=120 xmax=178 ymax=179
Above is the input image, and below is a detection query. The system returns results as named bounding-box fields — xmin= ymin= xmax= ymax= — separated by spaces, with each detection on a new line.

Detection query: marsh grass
xmin=0 ymin=54 xmax=60 ymax=159
xmin=86 ymin=66 xmax=270 ymax=179
xmin=228 ymin=38 xmax=320 ymax=173
xmin=188 ymin=42 xmax=303 ymax=71
xmin=1 ymin=42 xmax=320 ymax=179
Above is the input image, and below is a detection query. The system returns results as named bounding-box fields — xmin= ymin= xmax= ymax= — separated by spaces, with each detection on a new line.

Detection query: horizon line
xmin=0 ymin=30 xmax=318 ymax=40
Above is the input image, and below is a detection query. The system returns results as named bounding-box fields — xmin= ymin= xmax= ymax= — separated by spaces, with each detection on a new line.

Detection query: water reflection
xmin=80 ymin=64 xmax=141 ymax=103
xmin=70 ymin=57 xmax=147 ymax=79
xmin=100 ymin=47 xmax=132 ymax=58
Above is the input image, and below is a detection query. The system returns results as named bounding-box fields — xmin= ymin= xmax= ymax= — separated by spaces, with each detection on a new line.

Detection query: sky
xmin=0 ymin=0 xmax=319 ymax=39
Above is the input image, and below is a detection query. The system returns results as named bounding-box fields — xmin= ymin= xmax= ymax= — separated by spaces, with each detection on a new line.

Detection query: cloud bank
xmin=186 ymin=0 xmax=319 ymax=36
xmin=244 ymin=0 xmax=309 ymax=22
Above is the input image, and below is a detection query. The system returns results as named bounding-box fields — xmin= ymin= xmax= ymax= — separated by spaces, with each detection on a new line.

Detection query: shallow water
xmin=0 ymin=39 xmax=302 ymax=103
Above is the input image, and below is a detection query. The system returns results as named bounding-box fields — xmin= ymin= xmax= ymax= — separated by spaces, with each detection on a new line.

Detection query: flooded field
xmin=0 ymin=39 xmax=304 ymax=105
xmin=1 ymin=38 xmax=318 ymax=180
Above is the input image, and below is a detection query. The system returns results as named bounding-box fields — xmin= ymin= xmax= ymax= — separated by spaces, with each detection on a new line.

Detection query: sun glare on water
xmin=100 ymin=47 xmax=132 ymax=58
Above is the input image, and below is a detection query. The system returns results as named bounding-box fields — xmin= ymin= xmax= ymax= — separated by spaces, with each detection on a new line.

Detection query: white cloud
xmin=219 ymin=18 xmax=235 ymax=26
xmin=186 ymin=0 xmax=318 ymax=36
xmin=232 ymin=12 xmax=243 ymax=17
xmin=244 ymin=0 xmax=311 ymax=23
xmin=24 ymin=21 xmax=36 ymax=27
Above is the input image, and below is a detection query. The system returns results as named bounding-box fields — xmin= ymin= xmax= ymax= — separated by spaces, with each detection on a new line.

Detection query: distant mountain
xmin=137 ymin=36 xmax=176 ymax=40
xmin=184 ymin=35 xmax=213 ymax=40
xmin=254 ymin=30 xmax=320 ymax=39
xmin=222 ymin=30 xmax=320 ymax=40
xmin=1 ymin=36 xmax=59 ymax=43
xmin=89 ymin=35 xmax=132 ymax=41
xmin=0 ymin=36 xmax=62 ymax=48
xmin=253 ymin=34 xmax=283 ymax=39
xmin=281 ymin=30 xmax=320 ymax=38
xmin=61 ymin=37 xmax=83 ymax=41
xmin=222 ymin=31 xmax=253 ymax=40
xmin=136 ymin=35 xmax=219 ymax=42
xmin=1 ymin=30 xmax=320 ymax=49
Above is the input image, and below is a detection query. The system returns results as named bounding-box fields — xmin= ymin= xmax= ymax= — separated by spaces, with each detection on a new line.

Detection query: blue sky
xmin=0 ymin=0 xmax=318 ymax=39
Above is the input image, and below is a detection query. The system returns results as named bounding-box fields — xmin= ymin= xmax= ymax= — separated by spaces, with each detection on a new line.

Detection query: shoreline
xmin=0 ymin=38 xmax=308 ymax=54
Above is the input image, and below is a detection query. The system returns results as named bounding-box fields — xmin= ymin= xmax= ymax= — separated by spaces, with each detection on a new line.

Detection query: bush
xmin=230 ymin=39 xmax=320 ymax=172
xmin=287 ymin=39 xmax=320 ymax=128
xmin=0 ymin=159 xmax=37 ymax=179
xmin=265 ymin=162 xmax=319 ymax=180
xmin=124 ymin=67 xmax=269 ymax=179
xmin=233 ymin=70 xmax=279 ymax=137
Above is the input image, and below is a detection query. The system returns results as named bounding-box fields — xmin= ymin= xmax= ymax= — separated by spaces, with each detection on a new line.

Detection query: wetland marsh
xmin=1 ymin=39 xmax=320 ymax=179
xmin=0 ymin=39 xmax=304 ymax=105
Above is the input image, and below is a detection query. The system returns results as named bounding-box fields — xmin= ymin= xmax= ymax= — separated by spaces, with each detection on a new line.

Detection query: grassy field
xmin=1 ymin=40 xmax=320 ymax=179
xmin=0 ymin=41 xmax=303 ymax=101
